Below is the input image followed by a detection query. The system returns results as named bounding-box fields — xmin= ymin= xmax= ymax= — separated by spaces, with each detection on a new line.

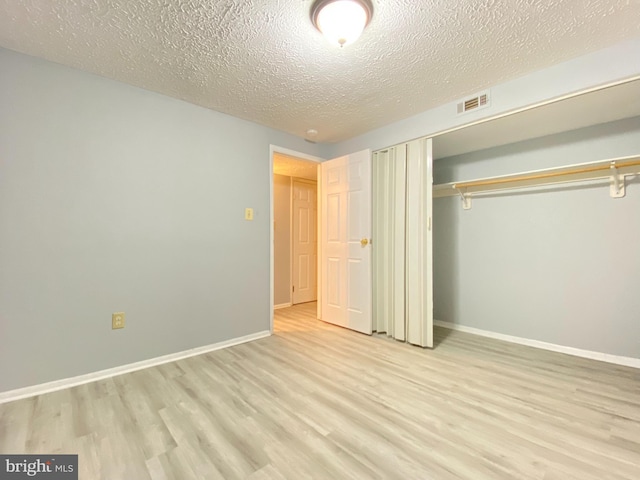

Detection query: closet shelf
xmin=433 ymin=155 xmax=640 ymax=209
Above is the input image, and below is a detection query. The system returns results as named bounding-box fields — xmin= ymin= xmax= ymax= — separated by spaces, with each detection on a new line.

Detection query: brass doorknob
xmin=361 ymin=238 xmax=369 ymax=246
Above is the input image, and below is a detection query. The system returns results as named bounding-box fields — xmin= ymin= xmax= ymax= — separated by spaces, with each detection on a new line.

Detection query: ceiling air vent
xmin=457 ymin=91 xmax=490 ymax=115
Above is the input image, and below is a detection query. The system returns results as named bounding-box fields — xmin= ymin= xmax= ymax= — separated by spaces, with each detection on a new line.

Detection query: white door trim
xmin=269 ymin=145 xmax=323 ymax=333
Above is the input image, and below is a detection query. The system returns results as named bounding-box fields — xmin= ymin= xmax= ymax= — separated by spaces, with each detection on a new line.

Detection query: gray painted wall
xmin=433 ymin=117 xmax=640 ymax=358
xmin=273 ymin=174 xmax=291 ymax=306
xmin=0 ymin=48 xmax=324 ymax=392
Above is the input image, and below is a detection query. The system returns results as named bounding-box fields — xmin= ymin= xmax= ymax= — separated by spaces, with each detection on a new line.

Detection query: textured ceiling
xmin=273 ymin=153 xmax=318 ymax=181
xmin=1 ymin=1 xmax=639 ymax=143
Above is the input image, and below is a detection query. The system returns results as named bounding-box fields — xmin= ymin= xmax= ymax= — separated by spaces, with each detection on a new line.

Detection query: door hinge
xmin=292 ymin=286 xmax=295 ymax=292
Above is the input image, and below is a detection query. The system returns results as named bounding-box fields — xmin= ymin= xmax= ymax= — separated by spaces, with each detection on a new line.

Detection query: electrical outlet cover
xmin=112 ymin=312 xmax=125 ymax=329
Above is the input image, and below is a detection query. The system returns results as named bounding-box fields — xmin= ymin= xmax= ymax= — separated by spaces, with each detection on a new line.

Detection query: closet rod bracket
xmin=455 ymin=188 xmax=472 ymax=210
xmin=609 ymin=163 xmax=625 ymax=198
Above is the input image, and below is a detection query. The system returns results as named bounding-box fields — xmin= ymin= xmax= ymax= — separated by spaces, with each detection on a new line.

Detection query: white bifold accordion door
xmin=373 ymin=138 xmax=433 ymax=347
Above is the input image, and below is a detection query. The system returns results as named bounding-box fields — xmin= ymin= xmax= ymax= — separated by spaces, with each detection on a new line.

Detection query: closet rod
xmin=433 ymin=155 xmax=640 ymax=208
xmin=453 ymin=158 xmax=640 ymax=190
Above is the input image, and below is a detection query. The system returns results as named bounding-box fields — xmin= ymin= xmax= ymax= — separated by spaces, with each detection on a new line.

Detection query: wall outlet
xmin=112 ymin=312 xmax=125 ymax=329
xmin=245 ymin=208 xmax=254 ymax=220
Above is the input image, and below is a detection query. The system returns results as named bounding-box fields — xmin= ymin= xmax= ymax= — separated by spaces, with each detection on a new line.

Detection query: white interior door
xmin=320 ymin=150 xmax=372 ymax=334
xmin=292 ymin=180 xmax=317 ymax=304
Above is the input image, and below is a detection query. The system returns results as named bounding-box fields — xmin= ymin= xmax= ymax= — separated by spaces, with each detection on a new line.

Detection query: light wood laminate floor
xmin=1 ymin=302 xmax=639 ymax=479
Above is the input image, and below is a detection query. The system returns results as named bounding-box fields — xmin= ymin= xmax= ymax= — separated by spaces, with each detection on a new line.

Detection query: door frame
xmin=270 ymin=145 xmax=323 ymax=333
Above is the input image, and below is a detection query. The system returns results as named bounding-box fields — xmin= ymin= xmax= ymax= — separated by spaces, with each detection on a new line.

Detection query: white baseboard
xmin=434 ymin=320 xmax=640 ymax=369
xmin=0 ymin=330 xmax=271 ymax=405
xmin=274 ymin=303 xmax=292 ymax=310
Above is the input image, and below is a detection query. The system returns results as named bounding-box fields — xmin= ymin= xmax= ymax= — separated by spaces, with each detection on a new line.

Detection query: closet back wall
xmin=433 ymin=116 xmax=640 ymax=358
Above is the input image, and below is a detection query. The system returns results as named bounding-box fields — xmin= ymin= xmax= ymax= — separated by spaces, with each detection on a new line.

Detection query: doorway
xmin=270 ymin=146 xmax=323 ymax=331
xmin=269 ymin=146 xmax=377 ymax=337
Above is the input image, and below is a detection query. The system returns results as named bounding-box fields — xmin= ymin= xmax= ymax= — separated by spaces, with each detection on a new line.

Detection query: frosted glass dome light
xmin=311 ymin=0 xmax=374 ymax=47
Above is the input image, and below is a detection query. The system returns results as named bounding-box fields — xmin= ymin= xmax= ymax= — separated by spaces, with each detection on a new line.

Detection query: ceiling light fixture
xmin=310 ymin=0 xmax=374 ymax=47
